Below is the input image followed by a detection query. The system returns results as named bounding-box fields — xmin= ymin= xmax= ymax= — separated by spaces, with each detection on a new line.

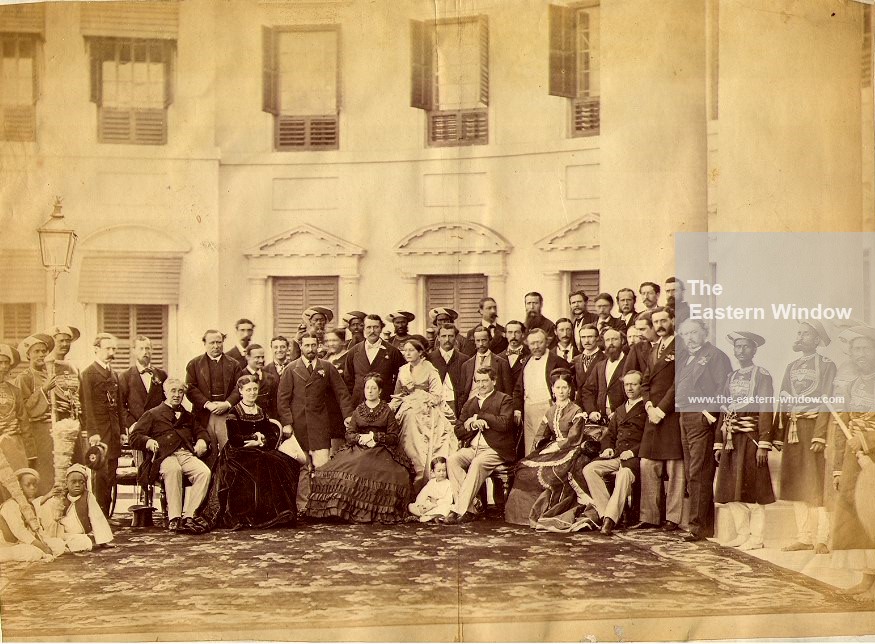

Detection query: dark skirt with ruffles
xmin=307 ymin=445 xmax=413 ymax=523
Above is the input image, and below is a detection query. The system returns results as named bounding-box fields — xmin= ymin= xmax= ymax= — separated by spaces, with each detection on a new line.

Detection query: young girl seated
xmin=39 ymin=464 xmax=113 ymax=551
xmin=0 ymin=468 xmax=64 ymax=562
xmin=408 ymin=457 xmax=453 ymax=522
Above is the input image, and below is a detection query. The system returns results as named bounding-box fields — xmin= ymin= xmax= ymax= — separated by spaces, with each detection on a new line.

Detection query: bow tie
xmin=507 ymin=348 xmax=522 ymax=356
xmin=139 ymin=367 xmax=153 ymax=375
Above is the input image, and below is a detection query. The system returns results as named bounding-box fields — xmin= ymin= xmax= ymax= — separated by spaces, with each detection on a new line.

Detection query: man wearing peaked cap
xmin=14 ymin=333 xmax=57 ymax=495
xmin=44 ymin=326 xmax=82 ymax=423
xmin=342 ymin=311 xmax=367 ymax=349
xmin=301 ymin=306 xmax=333 ymax=359
xmin=0 ymin=343 xmax=29 ymax=475
xmin=387 ymin=311 xmax=416 ymax=349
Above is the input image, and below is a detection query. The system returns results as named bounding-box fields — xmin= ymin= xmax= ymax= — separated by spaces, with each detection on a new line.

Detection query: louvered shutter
xmin=426 ymin=275 xmax=487 ymax=332
xmin=262 ymin=26 xmax=278 ymax=115
xmin=79 ymin=255 xmax=182 ymax=304
xmin=0 ymin=3 xmax=45 ymax=35
xmin=570 ymin=270 xmax=600 ymax=314
xmin=80 ymin=2 xmax=179 ymax=40
xmin=99 ymin=304 xmax=132 ymax=370
xmin=1 ymin=304 xmax=34 ymax=345
xmin=548 ymin=4 xmax=577 ymax=98
xmin=135 ymin=304 xmax=167 ymax=370
xmin=410 ymin=20 xmax=434 ymax=110
xmin=478 ymin=15 xmax=489 ymax=106
xmin=272 ymin=277 xmax=339 ymax=338
xmin=98 ymin=304 xmax=167 ymax=371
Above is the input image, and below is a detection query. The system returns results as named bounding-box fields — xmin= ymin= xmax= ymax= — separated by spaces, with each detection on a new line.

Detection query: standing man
xmin=265 ymin=335 xmax=294 ymax=382
xmin=462 ymin=297 xmax=508 ymax=356
xmin=387 ymin=311 xmax=416 ymax=349
xmin=499 ymin=320 xmax=530 ymax=386
xmin=665 ymin=277 xmax=690 ymax=325
xmin=459 ymin=326 xmax=513 ymax=401
xmin=552 ymin=318 xmax=578 ymax=365
xmin=300 ymin=307 xmax=333 ymax=359
xmin=428 ymin=308 xmax=465 ymax=352
xmin=569 ymin=290 xmax=597 ymax=352
xmin=344 ymin=314 xmax=406 ymax=405
xmin=617 ymin=288 xmax=639 ymax=330
xmin=444 ymin=367 xmax=516 ymax=524
xmin=675 ymin=319 xmax=732 ymax=542
xmin=15 ymin=333 xmax=57 ymax=492
xmin=225 ymin=318 xmax=255 ymax=366
xmin=342 ymin=311 xmax=367 ymax=349
xmin=572 ymin=324 xmax=604 ymax=405
xmin=625 ymin=312 xmax=658 ymax=374
xmin=185 ymin=329 xmax=242 ymax=467
xmin=427 ymin=323 xmax=470 ymax=420
xmin=639 ymin=282 xmax=661 ymax=313
xmin=79 ymin=333 xmax=125 ymax=518
xmin=523 ymin=292 xmax=556 ymax=349
xmin=635 ymin=307 xmax=685 ymax=531
xmin=119 ymin=335 xmax=168 ymax=437
xmin=594 ymin=293 xmax=626 ymax=337
xmin=512 ymin=329 xmax=570 ymax=455
xmin=581 ymin=328 xmax=628 ymax=424
xmin=45 ymin=325 xmax=82 ymax=422
xmin=0 ymin=344 xmax=29 ymax=472
xmin=242 ymin=344 xmax=278 ymax=418
xmin=775 ymin=321 xmax=836 ymax=553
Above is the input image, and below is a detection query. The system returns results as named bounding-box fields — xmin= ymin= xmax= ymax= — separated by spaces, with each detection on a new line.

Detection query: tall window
xmin=88 ymin=38 xmax=175 ymax=145
xmin=0 ymin=34 xmax=37 ymax=141
xmin=549 ymin=3 xmax=600 ymax=137
xmin=263 ymin=26 xmax=340 ymax=151
xmin=425 ymin=275 xmax=488 ymax=332
xmin=98 ymin=304 xmax=168 ymax=370
xmin=411 ymin=16 xmax=489 ymax=147
xmin=272 ymin=277 xmax=338 ymax=338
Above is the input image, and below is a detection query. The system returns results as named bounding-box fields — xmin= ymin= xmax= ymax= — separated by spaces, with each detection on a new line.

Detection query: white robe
xmin=0 ymin=498 xmax=62 ymax=561
xmin=39 ymin=492 xmax=113 ymax=552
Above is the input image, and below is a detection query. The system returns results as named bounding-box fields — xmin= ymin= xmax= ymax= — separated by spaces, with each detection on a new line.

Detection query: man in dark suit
xmin=499 ymin=320 xmax=530 ymax=386
xmin=241 ymin=343 xmax=278 ymax=419
xmin=79 ymin=333 xmax=125 ymax=517
xmin=552 ymin=317 xmax=578 ymax=365
xmin=624 ymin=312 xmax=658 ymax=374
xmin=427 ymin=323 xmax=469 ymax=419
xmin=675 ymin=318 xmax=732 ymax=541
xmin=225 ymin=318 xmax=255 ymax=366
xmin=459 ymin=326 xmax=513 ymax=402
xmin=636 ymin=307 xmax=684 ymax=531
xmin=594 ymin=293 xmax=627 ymax=338
xmin=344 ymin=314 xmax=406 ymax=405
xmin=570 ymin=290 xmax=598 ymax=352
xmin=265 ymin=335 xmax=294 ymax=381
xmin=583 ymin=370 xmax=647 ymax=535
xmin=444 ymin=367 xmax=516 ymax=523
xmin=581 ymin=328 xmax=628 ymax=423
xmin=639 ymin=281 xmax=661 ymax=314
xmin=119 ymin=335 xmax=167 ymax=434
xmin=665 ymin=277 xmax=690 ymax=326
xmin=342 ymin=311 xmax=367 ymax=349
xmin=461 ymin=297 xmax=508 ymax=356
xmin=185 ymin=329 xmax=242 ymax=467
xmin=512 ymin=328 xmax=570 ymax=455
xmin=130 ymin=378 xmax=210 ymax=533
xmin=617 ymin=288 xmax=639 ymax=330
xmin=523 ymin=292 xmax=556 ymax=349
xmin=572 ymin=324 xmax=604 ymax=406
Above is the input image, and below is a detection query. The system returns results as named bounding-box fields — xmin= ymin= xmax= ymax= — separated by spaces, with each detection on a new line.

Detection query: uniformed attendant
xmin=15 ymin=333 xmax=57 ymax=495
xmin=0 ymin=344 xmax=29 ymax=472
xmin=45 ymin=325 xmax=82 ymax=422
xmin=300 ymin=306 xmax=333 ymax=359
xmin=387 ymin=311 xmax=416 ymax=349
xmin=342 ymin=311 xmax=367 ymax=349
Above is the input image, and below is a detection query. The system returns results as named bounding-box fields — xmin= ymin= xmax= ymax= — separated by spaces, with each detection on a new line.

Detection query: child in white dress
xmin=408 ymin=457 xmax=453 ymax=522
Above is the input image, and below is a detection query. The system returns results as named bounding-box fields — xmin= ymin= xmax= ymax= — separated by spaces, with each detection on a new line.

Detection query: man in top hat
xmin=462 ymin=297 xmax=508 ymax=357
xmin=15 ymin=333 xmax=58 ymax=495
xmin=0 ymin=344 xmax=29 ymax=473
xmin=119 ymin=335 xmax=168 ymax=436
xmin=344 ymin=314 xmax=406 ymax=405
xmin=44 ymin=325 xmax=82 ymax=422
xmin=775 ymin=320 xmax=836 ymax=553
xmin=342 ymin=311 xmax=367 ymax=349
xmin=428 ymin=308 xmax=466 ymax=352
xmin=225 ymin=318 xmax=255 ymax=366
xmin=79 ymin=333 xmax=125 ymax=518
xmin=387 ymin=311 xmax=416 ymax=349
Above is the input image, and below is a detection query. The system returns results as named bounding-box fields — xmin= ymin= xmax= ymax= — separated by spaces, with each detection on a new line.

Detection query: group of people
xmin=0 ymin=277 xmax=873 ymax=604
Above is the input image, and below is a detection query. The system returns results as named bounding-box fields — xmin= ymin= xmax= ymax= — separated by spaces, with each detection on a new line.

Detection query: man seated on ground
xmin=582 ymin=370 xmax=647 ymax=536
xmin=0 ymin=468 xmax=64 ymax=561
xmin=444 ymin=367 xmax=516 ymax=524
xmin=40 ymin=464 xmax=114 ymax=551
xmin=130 ymin=378 xmax=211 ymax=534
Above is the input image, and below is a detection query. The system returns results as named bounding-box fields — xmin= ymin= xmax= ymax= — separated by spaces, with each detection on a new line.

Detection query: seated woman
xmin=308 ymin=373 xmax=414 ymax=523
xmin=0 ymin=468 xmax=64 ymax=562
xmin=390 ymin=338 xmax=457 ymax=490
xmin=198 ymin=375 xmax=300 ymax=530
xmin=504 ymin=369 xmax=604 ymax=531
xmin=39 ymin=464 xmax=113 ymax=552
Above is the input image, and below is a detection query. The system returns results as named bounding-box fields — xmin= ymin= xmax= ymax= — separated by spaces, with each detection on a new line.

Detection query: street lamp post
xmin=37 ymin=197 xmax=77 ymax=326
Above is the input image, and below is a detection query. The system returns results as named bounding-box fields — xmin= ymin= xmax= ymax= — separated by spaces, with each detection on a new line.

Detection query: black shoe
xmin=661 ymin=520 xmax=679 ymax=531
xmin=168 ymin=517 xmax=181 ymax=532
xmin=631 ymin=521 xmax=660 ymax=530
xmin=459 ymin=513 xmax=475 ymax=523
xmin=600 ymin=518 xmax=615 ymax=536
xmin=444 ymin=511 xmax=462 ymax=525
xmin=683 ymin=532 xmax=704 ymax=542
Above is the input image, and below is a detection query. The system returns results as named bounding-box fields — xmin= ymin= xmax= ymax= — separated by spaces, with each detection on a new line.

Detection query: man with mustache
xmin=524 ymin=292 xmax=557 ymax=349
xmin=342 ymin=311 xmax=367 ymax=349
xmin=581 ymin=328 xmax=629 ymax=424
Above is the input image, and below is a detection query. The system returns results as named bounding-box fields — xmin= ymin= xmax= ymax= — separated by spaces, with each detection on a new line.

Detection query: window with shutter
xmin=0 ymin=303 xmax=35 ymax=346
xmin=570 ymin=270 xmax=600 ymax=314
xmin=88 ymin=37 xmax=174 ymax=145
xmin=425 ymin=275 xmax=488 ymax=332
xmin=411 ymin=16 xmax=489 ymax=147
xmin=98 ymin=303 xmax=167 ymax=371
xmin=549 ymin=3 xmax=600 ymax=138
xmin=0 ymin=34 xmax=38 ymax=142
xmin=272 ymin=277 xmax=339 ymax=338
xmin=264 ymin=26 xmax=340 ymax=151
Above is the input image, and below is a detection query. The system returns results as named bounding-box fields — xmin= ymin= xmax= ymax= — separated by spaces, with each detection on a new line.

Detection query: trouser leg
xmin=794 ymin=501 xmax=813 ymax=544
xmin=748 ymin=503 xmax=765 ymax=545
xmin=605 ymin=466 xmax=635 ymax=523
xmin=639 ymin=458 xmax=664 ymax=524
xmin=159 ymin=456 xmax=184 ymax=520
xmin=449 ymin=448 xmax=475 ymax=502
xmin=582 ymin=458 xmax=620 ymax=516
xmin=453 ymin=448 xmax=504 ymax=516
xmin=665 ymin=458 xmax=686 ymax=525
xmin=178 ymin=451 xmax=211 ymax=518
xmin=681 ymin=412 xmax=716 ymax=537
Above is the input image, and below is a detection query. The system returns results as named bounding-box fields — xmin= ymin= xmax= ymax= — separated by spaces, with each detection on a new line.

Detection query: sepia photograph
xmin=1 ymin=0 xmax=875 ymax=641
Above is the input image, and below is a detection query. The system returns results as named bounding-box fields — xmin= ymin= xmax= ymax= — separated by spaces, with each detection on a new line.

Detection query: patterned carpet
xmin=0 ymin=515 xmax=868 ymax=640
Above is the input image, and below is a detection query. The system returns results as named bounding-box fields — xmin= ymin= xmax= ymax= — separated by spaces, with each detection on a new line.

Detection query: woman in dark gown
xmin=308 ymin=373 xmax=414 ymax=523
xmin=197 ymin=375 xmax=300 ymax=530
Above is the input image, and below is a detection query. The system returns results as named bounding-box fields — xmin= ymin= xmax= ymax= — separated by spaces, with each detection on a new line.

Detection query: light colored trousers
xmin=794 ymin=501 xmax=829 ymax=545
xmin=449 ymin=444 xmax=505 ymax=516
xmin=523 ymin=400 xmax=552 ymax=455
xmin=639 ymin=457 xmax=685 ymax=525
xmin=160 ymin=449 xmax=211 ymax=520
xmin=583 ymin=458 xmax=635 ymax=523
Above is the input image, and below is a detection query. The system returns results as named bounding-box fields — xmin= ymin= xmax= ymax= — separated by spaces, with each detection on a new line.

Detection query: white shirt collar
xmin=626 ymin=396 xmax=643 ymax=409
xmin=440 ymin=348 xmax=454 ymax=362
xmin=96 ymin=359 xmax=111 ymax=370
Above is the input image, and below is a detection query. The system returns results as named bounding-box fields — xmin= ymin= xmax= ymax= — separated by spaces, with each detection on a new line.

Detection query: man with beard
xmin=387 ymin=311 xmax=416 ymax=349
xmin=79 ymin=333 xmax=125 ymax=517
xmin=462 ymin=297 xmax=508 ymax=356
xmin=499 ymin=320 xmax=530 ymax=385
xmin=460 ymin=326 xmax=513 ymax=401
xmin=553 ymin=318 xmax=578 ymax=365
xmin=675 ymin=319 xmax=732 ymax=541
xmin=617 ymin=288 xmax=639 ymax=329
xmin=15 ymin=334 xmax=58 ymax=493
xmin=626 ymin=325 xmax=642 ymax=347
xmin=664 ymin=277 xmax=690 ymax=326
xmin=639 ymin=282 xmax=661 ymax=314
xmin=625 ymin=312 xmax=659 ymax=374
xmin=524 ymin=292 xmax=557 ymax=349
xmin=775 ymin=321 xmax=836 ymax=553
xmin=635 ymin=307 xmax=685 ymax=531
xmin=342 ymin=311 xmax=367 ymax=349
xmin=569 ymin=290 xmax=597 ymax=352
xmin=344 ymin=314 xmax=406 ymax=405
xmin=265 ymin=335 xmax=295 ymax=381
xmin=242 ymin=344 xmax=278 ymax=418
xmin=582 ymin=328 xmax=629 ymax=423
xmin=45 ymin=325 xmax=82 ymax=422
xmin=594 ymin=293 xmax=626 ymax=338
xmin=428 ymin=323 xmax=469 ymax=420
xmin=119 ymin=335 xmax=168 ymax=437
xmin=572 ymin=324 xmax=604 ymax=406
xmin=225 ymin=319 xmax=255 ymax=366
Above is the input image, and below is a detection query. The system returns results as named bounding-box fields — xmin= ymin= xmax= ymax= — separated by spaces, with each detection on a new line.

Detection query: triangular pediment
xmin=395 ymin=222 xmax=511 ymax=256
xmin=536 ymin=214 xmax=600 ymax=251
xmin=245 ymin=224 xmax=365 ymax=258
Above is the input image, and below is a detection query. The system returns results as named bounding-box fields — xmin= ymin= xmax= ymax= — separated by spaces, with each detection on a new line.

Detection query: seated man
xmin=40 ymin=464 xmax=114 ymax=552
xmin=445 ymin=367 xmax=516 ymax=524
xmin=0 ymin=468 xmax=63 ymax=562
xmin=582 ymin=370 xmax=647 ymax=535
xmin=130 ymin=378 xmax=211 ymax=533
